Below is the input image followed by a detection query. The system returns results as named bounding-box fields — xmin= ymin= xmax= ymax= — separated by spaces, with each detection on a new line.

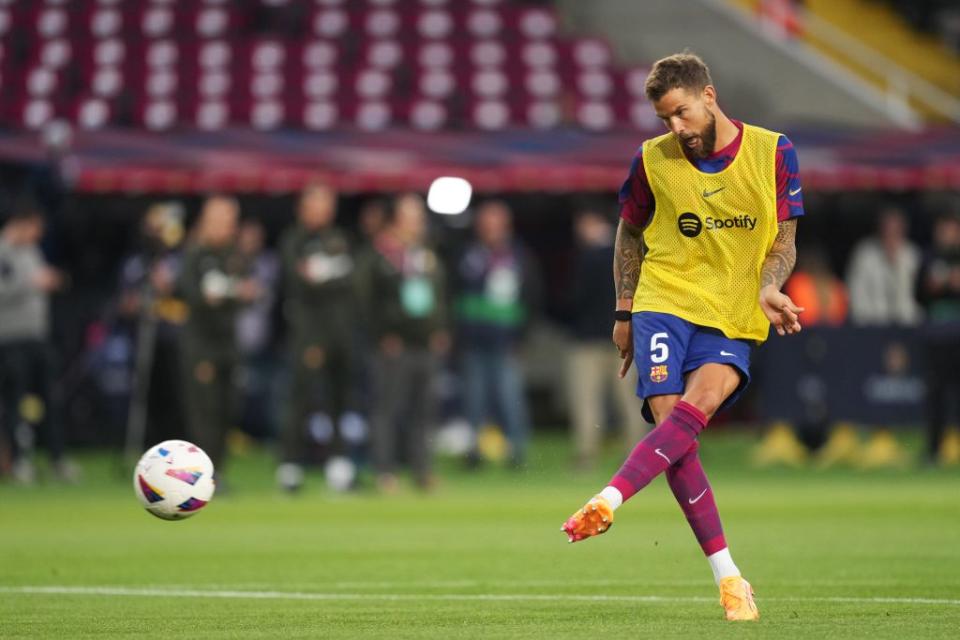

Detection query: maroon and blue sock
xmin=665 ymin=440 xmax=727 ymax=555
xmin=608 ymin=400 xmax=707 ymax=502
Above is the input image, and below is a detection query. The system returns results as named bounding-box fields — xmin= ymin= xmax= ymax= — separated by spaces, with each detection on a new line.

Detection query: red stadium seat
xmin=520 ymin=40 xmax=559 ymax=69
xmin=353 ymin=100 xmax=393 ymax=131
xmin=362 ymin=8 xmax=401 ymax=38
xmin=628 ymin=99 xmax=659 ymax=129
xmin=19 ymin=98 xmax=56 ymax=131
xmin=299 ymin=40 xmax=340 ymax=70
xmin=470 ymin=68 xmax=509 ymax=98
xmin=190 ymin=100 xmax=231 ymax=131
xmin=407 ymin=98 xmax=449 ymax=131
xmin=73 ymin=96 xmax=112 ymax=130
xmin=576 ymin=100 xmax=615 ymax=131
xmin=37 ymin=39 xmax=71 ymax=70
xmin=624 ymin=66 xmax=651 ymax=98
xmin=417 ymin=9 xmax=455 ymax=39
xmin=415 ymin=40 xmax=454 ymax=68
xmin=138 ymin=4 xmax=176 ymax=38
xmin=249 ymin=72 xmax=285 ymax=100
xmin=523 ymin=100 xmax=562 ymax=130
xmin=469 ymin=99 xmax=511 ymax=130
xmin=88 ymin=65 xmax=124 ymax=98
xmin=416 ymin=68 xmax=456 ymax=99
xmin=517 ymin=8 xmax=558 ymax=40
xmin=301 ymin=100 xmax=339 ymax=131
xmin=523 ymin=69 xmax=561 ymax=99
xmin=248 ymin=99 xmax=286 ymax=130
xmin=194 ymin=70 xmax=233 ymax=100
xmin=25 ymin=66 xmax=60 ymax=98
xmin=33 ymin=6 xmax=69 ymax=39
xmin=135 ymin=99 xmax=178 ymax=131
xmin=143 ymin=68 xmax=179 ymax=99
xmin=571 ymin=38 xmax=613 ymax=69
xmin=83 ymin=6 xmax=123 ymax=39
xmin=0 ymin=6 xmax=12 ymax=37
xmin=311 ymin=7 xmax=352 ymax=38
xmin=362 ymin=40 xmax=404 ymax=69
xmin=470 ymin=40 xmax=507 ymax=68
xmin=352 ymin=68 xmax=392 ymax=100
xmin=464 ymin=8 xmax=504 ymax=39
xmin=576 ymin=69 xmax=615 ymax=99
xmin=300 ymin=70 xmax=339 ymax=100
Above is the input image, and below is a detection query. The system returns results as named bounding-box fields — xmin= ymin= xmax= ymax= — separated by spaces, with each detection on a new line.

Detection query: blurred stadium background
xmin=1 ymin=0 xmax=960 ymax=637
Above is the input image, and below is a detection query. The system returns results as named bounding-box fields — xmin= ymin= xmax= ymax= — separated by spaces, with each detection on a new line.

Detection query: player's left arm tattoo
xmin=760 ymin=219 xmax=797 ymax=290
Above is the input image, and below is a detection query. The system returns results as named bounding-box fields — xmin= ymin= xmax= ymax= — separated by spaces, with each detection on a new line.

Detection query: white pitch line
xmin=1 ymin=586 xmax=959 ymax=607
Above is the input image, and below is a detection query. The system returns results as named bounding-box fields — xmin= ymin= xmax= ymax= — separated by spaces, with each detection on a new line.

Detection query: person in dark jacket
xmin=916 ymin=212 xmax=960 ymax=464
xmin=178 ymin=195 xmax=258 ymax=475
xmin=567 ymin=209 xmax=646 ymax=469
xmin=356 ymin=193 xmax=449 ymax=491
xmin=276 ymin=183 xmax=363 ymax=491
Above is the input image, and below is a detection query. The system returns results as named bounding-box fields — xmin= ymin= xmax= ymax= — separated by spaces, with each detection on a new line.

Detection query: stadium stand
xmin=0 ymin=0 xmax=657 ymax=133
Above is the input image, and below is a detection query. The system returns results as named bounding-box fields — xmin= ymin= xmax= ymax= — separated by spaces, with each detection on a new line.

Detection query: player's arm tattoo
xmin=760 ymin=218 xmax=798 ymax=290
xmin=614 ymin=218 xmax=645 ymax=302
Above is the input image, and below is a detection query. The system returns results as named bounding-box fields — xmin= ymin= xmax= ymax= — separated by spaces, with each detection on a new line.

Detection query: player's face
xmin=653 ymin=87 xmax=718 ymax=160
xmin=299 ymin=186 xmax=336 ymax=230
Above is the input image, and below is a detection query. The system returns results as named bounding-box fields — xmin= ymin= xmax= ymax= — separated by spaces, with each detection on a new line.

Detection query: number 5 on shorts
xmin=650 ymin=332 xmax=669 ymax=364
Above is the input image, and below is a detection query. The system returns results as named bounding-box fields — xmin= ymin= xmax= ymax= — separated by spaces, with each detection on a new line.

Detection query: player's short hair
xmin=645 ymin=52 xmax=713 ymax=102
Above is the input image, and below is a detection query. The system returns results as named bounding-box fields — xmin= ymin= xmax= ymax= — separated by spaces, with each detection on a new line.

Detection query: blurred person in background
xmin=916 ymin=212 xmax=960 ymax=466
xmin=782 ymin=246 xmax=848 ymax=327
xmin=357 ymin=197 xmax=389 ymax=249
xmin=117 ymin=203 xmax=187 ymax=453
xmin=567 ymin=209 xmax=646 ymax=470
xmin=178 ymin=195 xmax=259 ymax=479
xmin=846 ymin=207 xmax=922 ymax=326
xmin=0 ymin=204 xmax=72 ymax=483
xmin=755 ymin=246 xmax=852 ymax=468
xmin=357 ymin=193 xmax=449 ymax=492
xmin=276 ymin=183 xmax=363 ymax=492
xmin=455 ymin=200 xmax=541 ymax=469
xmin=235 ymin=217 xmax=281 ymax=443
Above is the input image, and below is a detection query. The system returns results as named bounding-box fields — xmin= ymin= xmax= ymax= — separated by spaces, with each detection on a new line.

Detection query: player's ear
xmin=702 ymin=85 xmax=717 ymax=106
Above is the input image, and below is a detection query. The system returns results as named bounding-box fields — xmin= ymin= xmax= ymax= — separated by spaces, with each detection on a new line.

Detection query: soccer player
xmin=561 ymin=52 xmax=804 ymax=621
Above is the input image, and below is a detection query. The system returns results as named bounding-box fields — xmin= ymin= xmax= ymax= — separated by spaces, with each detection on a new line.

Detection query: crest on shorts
xmin=650 ymin=365 xmax=669 ymax=383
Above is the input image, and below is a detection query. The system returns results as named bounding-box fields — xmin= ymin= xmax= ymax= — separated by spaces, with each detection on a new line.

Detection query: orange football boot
xmin=561 ymin=495 xmax=614 ymax=543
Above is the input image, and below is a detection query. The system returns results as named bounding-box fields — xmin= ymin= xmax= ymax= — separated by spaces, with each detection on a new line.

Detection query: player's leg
xmin=563 ymin=312 xmax=693 ymax=541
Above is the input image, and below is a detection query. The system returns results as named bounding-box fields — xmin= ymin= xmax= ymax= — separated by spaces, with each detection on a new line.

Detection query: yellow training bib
xmin=633 ymin=123 xmax=780 ymax=343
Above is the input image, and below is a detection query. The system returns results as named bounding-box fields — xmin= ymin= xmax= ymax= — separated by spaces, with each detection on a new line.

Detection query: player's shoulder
xmin=742 ymin=122 xmax=785 ymax=144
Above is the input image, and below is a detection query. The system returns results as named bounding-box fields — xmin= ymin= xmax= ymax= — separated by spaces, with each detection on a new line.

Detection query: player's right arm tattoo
xmin=760 ymin=218 xmax=798 ymax=290
xmin=614 ymin=219 xmax=645 ymax=302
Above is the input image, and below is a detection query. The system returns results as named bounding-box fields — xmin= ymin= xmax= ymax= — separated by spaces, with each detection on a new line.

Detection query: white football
xmin=133 ymin=440 xmax=216 ymax=520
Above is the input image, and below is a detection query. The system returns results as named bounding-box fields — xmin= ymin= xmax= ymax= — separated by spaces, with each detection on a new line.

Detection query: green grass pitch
xmin=1 ymin=433 xmax=958 ymax=639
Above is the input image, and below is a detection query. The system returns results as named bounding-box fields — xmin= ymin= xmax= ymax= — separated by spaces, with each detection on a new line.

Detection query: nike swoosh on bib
xmin=702 ymin=187 xmax=725 ymax=198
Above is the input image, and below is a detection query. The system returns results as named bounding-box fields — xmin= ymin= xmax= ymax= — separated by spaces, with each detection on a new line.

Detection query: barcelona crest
xmin=650 ymin=365 xmax=669 ymax=383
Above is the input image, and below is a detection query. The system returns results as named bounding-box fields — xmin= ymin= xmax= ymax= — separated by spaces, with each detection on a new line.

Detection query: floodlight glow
xmin=427 ymin=176 xmax=472 ymax=215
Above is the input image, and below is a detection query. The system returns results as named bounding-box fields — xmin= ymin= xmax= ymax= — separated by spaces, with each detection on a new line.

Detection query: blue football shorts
xmin=631 ymin=311 xmax=753 ymax=423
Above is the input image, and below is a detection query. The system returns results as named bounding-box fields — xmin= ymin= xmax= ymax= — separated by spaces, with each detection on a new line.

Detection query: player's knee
xmin=681 ymin=388 xmax=724 ymax=419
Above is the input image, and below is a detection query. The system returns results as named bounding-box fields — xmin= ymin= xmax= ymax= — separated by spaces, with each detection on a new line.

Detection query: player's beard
xmin=682 ymin=111 xmax=718 ymax=160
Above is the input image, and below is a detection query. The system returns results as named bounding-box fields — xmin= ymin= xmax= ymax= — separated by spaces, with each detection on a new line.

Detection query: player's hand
xmin=612 ymin=320 xmax=633 ymax=378
xmin=759 ymin=285 xmax=804 ymax=336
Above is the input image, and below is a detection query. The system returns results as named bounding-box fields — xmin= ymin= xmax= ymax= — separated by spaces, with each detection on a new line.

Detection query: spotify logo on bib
xmin=678 ymin=212 xmax=703 ymax=238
